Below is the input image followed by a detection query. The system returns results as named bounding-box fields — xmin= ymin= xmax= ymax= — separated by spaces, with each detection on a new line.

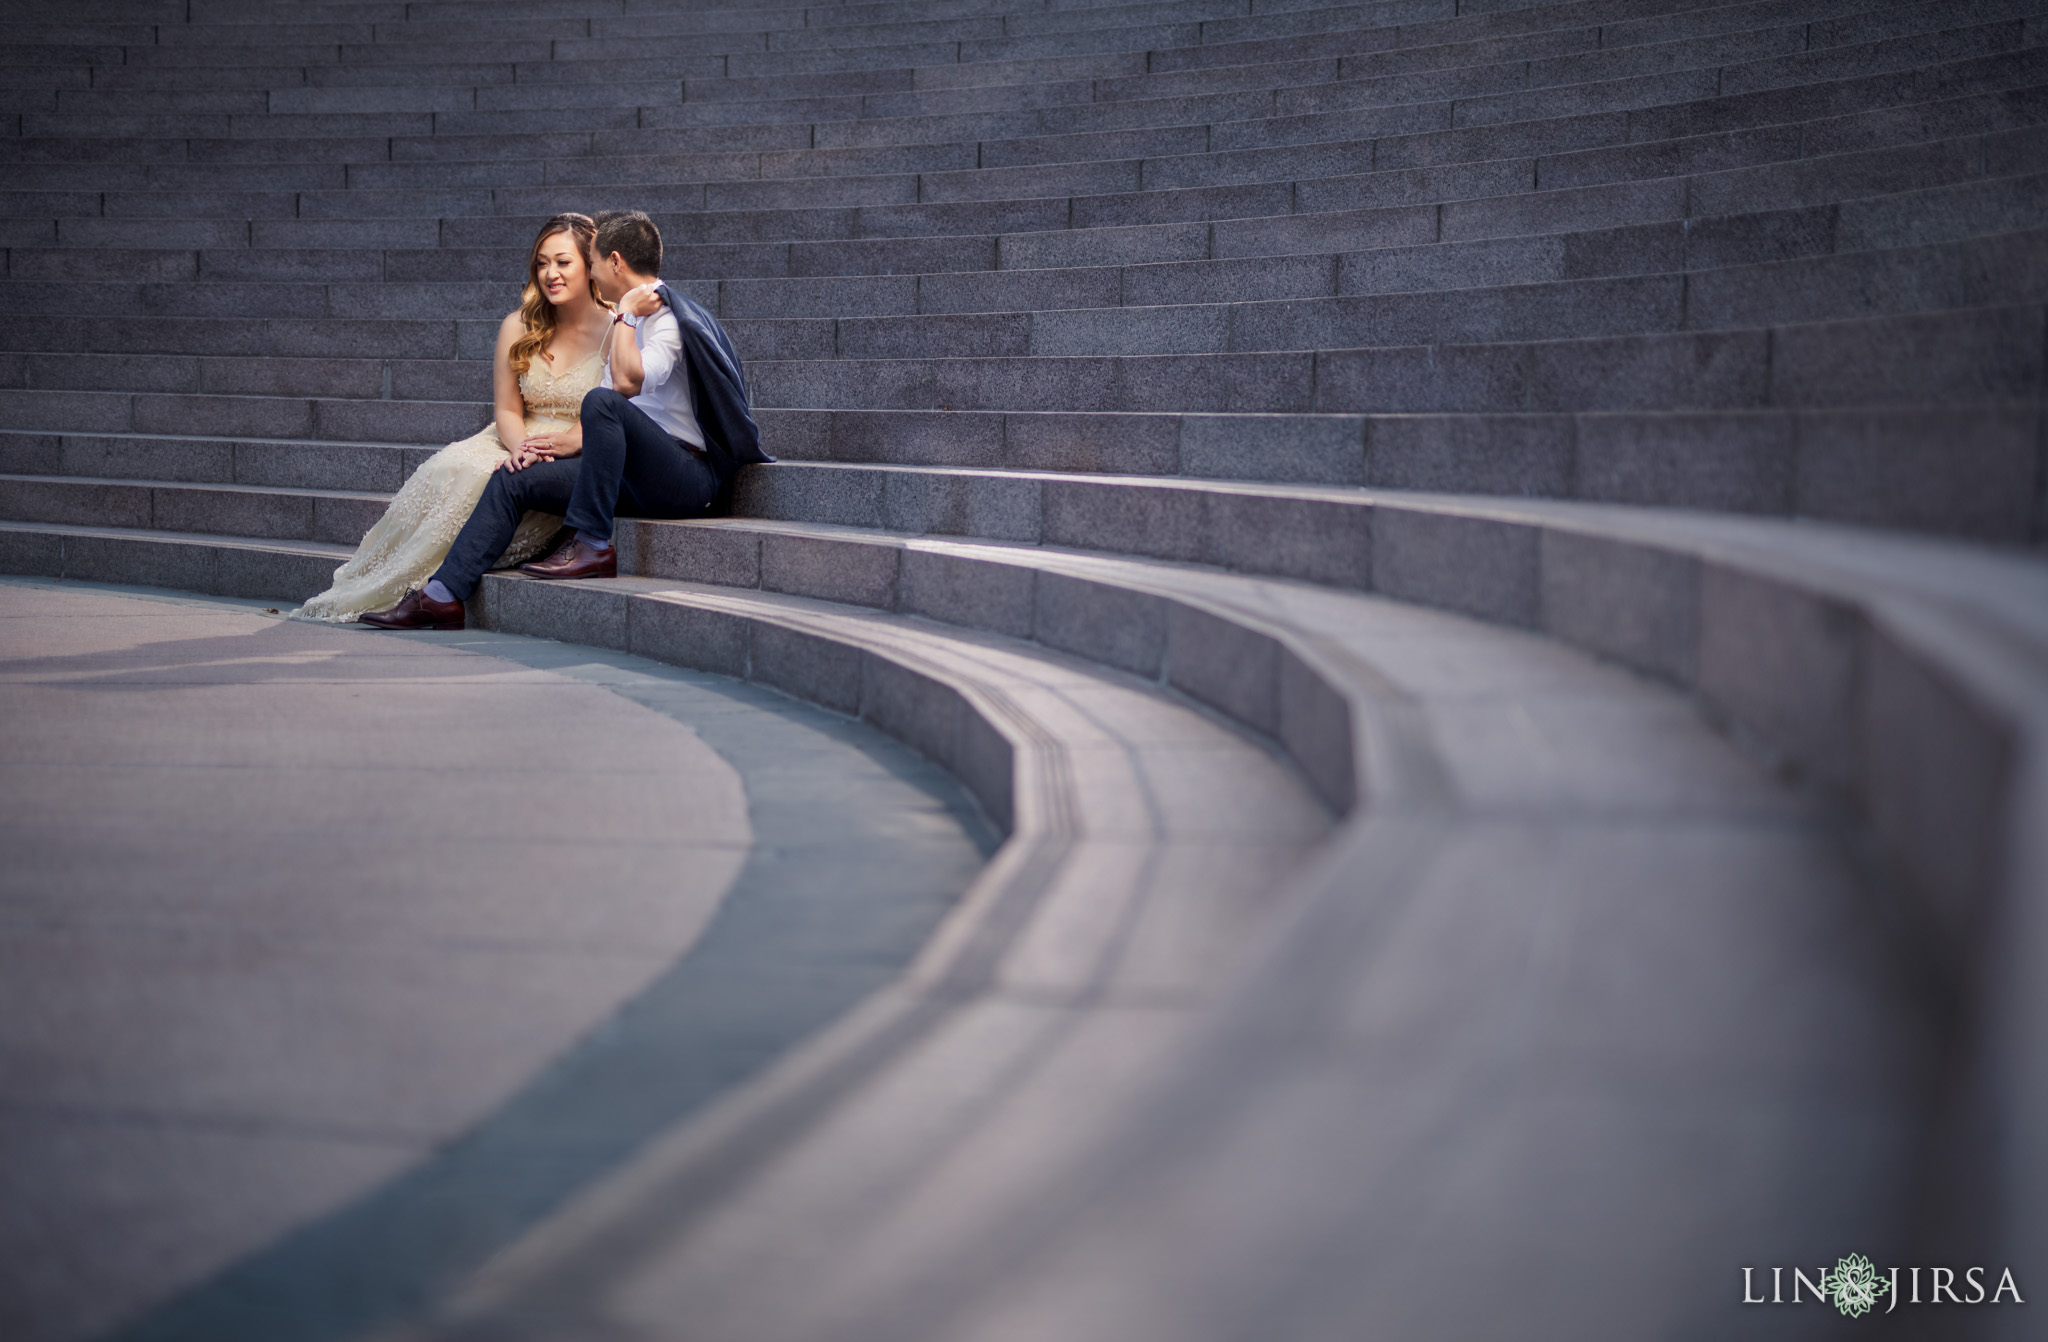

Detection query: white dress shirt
xmin=612 ymin=293 xmax=705 ymax=450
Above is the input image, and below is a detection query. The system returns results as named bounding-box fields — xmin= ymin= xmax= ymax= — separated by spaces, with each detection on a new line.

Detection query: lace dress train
xmin=291 ymin=346 xmax=605 ymax=623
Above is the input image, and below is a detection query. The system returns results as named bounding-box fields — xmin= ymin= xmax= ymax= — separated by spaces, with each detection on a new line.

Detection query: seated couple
xmin=292 ymin=208 xmax=770 ymax=631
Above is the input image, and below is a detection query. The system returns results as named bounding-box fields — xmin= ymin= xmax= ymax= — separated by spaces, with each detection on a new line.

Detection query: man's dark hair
xmin=593 ymin=209 xmax=661 ymax=276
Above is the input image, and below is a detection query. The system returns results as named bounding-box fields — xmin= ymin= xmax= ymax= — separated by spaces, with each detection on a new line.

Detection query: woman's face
xmin=534 ymin=232 xmax=589 ymax=306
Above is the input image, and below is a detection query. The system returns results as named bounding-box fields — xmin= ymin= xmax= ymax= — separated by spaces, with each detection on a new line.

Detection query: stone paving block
xmin=897 ymin=546 xmax=1037 ymax=639
xmin=998 ymin=221 xmax=1208 ymax=270
xmin=151 ymin=484 xmax=319 ymax=540
xmin=132 ymin=393 xmax=316 ymax=441
xmin=1366 ymin=413 xmax=1573 ymax=495
xmin=1538 ymin=123 xmax=1808 ymax=193
xmin=0 ymin=433 xmax=61 ymax=475
xmin=1180 ymin=413 xmax=1365 ymax=484
xmin=788 ymin=234 xmax=998 ymax=277
xmin=625 ymin=521 xmax=762 ymax=589
xmin=0 ymin=523 xmax=62 ymax=577
xmin=1792 ymin=404 xmax=2042 ymax=541
xmin=1540 ymin=529 xmax=1702 ymax=687
xmin=806 ymin=410 xmax=996 ymax=468
xmin=210 ymin=542 xmax=340 ymax=599
xmin=1276 ymin=639 xmax=1355 ymax=812
xmin=761 ymin=531 xmax=901 ymax=608
xmin=859 ymin=656 xmax=970 ymax=775
xmin=1163 ymin=600 xmax=1282 ymax=736
xmin=1030 ymin=300 xmax=1230 ymax=357
xmin=1689 ymin=241 xmax=1970 ymax=330
xmin=1372 ymin=506 xmax=1538 ymax=627
xmin=1073 ymin=181 xmax=1289 ymax=232
xmin=232 ymin=440 xmax=406 ymax=492
xmin=841 ymin=312 xmax=1031 ymax=359
xmin=56 ymin=530 xmax=218 ymax=592
xmin=1861 ymin=628 xmax=2011 ymax=951
xmin=749 ymin=620 xmax=866 ymax=715
xmin=1032 ymin=569 xmax=1168 ymax=676
xmin=1004 ymin=410 xmax=1180 ymax=474
xmin=625 ymin=594 xmax=751 ymax=678
xmin=1679 ymin=203 xmax=1836 ymax=269
xmin=1314 ymin=342 xmax=1527 ymax=415
xmin=881 ymin=467 xmax=1044 ymax=541
xmin=1528 ymin=329 xmax=1772 ymax=412
xmin=1206 ymin=489 xmax=1371 ymax=588
xmin=1573 ymin=411 xmax=1794 ymax=513
xmin=1213 ymin=204 xmax=1436 ymax=258
xmin=1840 ymin=171 xmax=2048 ymax=251
xmin=1768 ymin=305 xmax=2046 ymax=407
xmin=1442 ymin=178 xmax=1686 ymax=243
xmin=1042 ymin=477 xmax=1203 ymax=562
xmin=317 ymin=399 xmax=490 ymax=446
xmin=0 ymin=477 xmax=151 ymax=529
xmin=1120 ymin=351 xmax=1315 ymax=413
xmin=738 ymin=457 xmax=886 ymax=526
xmin=934 ymin=355 xmax=1120 ymax=413
xmin=721 ymin=274 xmax=919 ymax=320
xmin=916 ymin=266 xmax=1121 ymax=316
xmin=485 ymin=574 xmax=633 ymax=651
xmin=1959 ymin=224 xmax=2048 ymax=307
xmin=1696 ymin=562 xmax=1865 ymax=797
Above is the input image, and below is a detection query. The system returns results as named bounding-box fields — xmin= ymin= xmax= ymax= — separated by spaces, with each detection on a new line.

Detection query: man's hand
xmin=620 ymin=284 xmax=666 ymax=319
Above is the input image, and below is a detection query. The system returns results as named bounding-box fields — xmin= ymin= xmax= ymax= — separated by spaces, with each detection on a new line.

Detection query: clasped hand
xmin=502 ymin=430 xmax=578 ymax=471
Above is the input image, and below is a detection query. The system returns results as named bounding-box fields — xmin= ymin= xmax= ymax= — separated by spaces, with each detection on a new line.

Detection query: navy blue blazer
xmin=658 ymin=283 xmax=775 ymax=513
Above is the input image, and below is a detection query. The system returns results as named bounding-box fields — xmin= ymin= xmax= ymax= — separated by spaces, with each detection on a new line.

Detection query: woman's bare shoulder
xmin=497 ymin=310 xmax=524 ymax=342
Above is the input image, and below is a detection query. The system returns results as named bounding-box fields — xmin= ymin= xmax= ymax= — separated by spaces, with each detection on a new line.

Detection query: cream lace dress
xmin=291 ymin=345 xmax=607 ymax=623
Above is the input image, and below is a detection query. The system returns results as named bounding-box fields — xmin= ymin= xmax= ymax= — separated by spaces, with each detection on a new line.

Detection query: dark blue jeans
xmin=430 ymin=388 xmax=719 ymax=601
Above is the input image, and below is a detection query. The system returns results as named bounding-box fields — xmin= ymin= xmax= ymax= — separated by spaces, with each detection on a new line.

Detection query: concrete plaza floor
xmin=0 ymin=577 xmax=992 ymax=1342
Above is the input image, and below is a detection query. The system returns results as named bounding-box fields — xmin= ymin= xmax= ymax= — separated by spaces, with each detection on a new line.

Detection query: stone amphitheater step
xmin=1 ymin=305 xmax=2040 ymax=540
xmin=9 ymin=206 xmax=2041 ymax=361
xmin=0 ymin=477 xmax=2029 ymax=1336
xmin=13 ymin=1 xmax=2020 ymax=127
xmin=12 ymin=16 xmax=2039 ymax=163
xmin=23 ymin=95 xmax=2042 ymax=281
xmin=4 ymin=0 xmax=2031 ymax=132
xmin=6 ymin=0 xmax=2048 ymax=1333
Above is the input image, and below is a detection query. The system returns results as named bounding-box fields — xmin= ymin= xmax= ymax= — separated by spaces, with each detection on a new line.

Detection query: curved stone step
xmin=10 ymin=0 xmax=2048 ymax=1328
xmin=8 ymin=0 xmax=2023 ymax=148
xmin=747 ymin=301 xmax=2048 ymax=414
xmin=5 ymin=390 xmax=2037 ymax=542
xmin=366 ymin=507 xmax=1976 ymax=1341
xmin=11 ymin=222 xmax=2037 ymax=377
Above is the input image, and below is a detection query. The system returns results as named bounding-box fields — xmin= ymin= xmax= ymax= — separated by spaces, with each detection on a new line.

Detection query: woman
xmin=292 ymin=213 xmax=617 ymax=623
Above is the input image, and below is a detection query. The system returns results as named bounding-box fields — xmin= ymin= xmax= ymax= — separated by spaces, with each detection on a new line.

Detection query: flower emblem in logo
xmin=1823 ymin=1254 xmax=1886 ymax=1318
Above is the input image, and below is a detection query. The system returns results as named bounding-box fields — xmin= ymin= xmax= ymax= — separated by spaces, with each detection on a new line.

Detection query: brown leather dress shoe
xmin=358 ymin=587 xmax=465 ymax=630
xmin=519 ymin=537 xmax=617 ymax=581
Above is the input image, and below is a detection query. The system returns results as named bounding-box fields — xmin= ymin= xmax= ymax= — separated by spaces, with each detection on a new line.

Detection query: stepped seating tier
xmin=5 ymin=0 xmax=2046 ymax=1337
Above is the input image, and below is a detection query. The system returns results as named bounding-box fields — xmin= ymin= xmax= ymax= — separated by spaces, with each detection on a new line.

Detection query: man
xmin=361 ymin=209 xmax=771 ymax=631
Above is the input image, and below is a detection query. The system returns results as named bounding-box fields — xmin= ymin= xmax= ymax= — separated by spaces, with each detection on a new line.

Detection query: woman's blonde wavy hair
xmin=509 ymin=213 xmax=603 ymax=381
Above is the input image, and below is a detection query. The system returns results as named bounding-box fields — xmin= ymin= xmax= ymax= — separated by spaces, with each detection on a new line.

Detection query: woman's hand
xmin=501 ymin=425 xmax=583 ymax=471
xmin=501 ymin=436 xmax=551 ymax=471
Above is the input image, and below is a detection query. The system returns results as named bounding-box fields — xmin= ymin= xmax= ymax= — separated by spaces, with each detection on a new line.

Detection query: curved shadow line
xmin=100 ymin=636 xmax=996 ymax=1342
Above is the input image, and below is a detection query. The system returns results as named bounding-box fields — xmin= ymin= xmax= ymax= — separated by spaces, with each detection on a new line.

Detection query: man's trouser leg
xmin=430 ymin=458 xmax=580 ymax=602
xmin=567 ymin=388 xmax=721 ymax=542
